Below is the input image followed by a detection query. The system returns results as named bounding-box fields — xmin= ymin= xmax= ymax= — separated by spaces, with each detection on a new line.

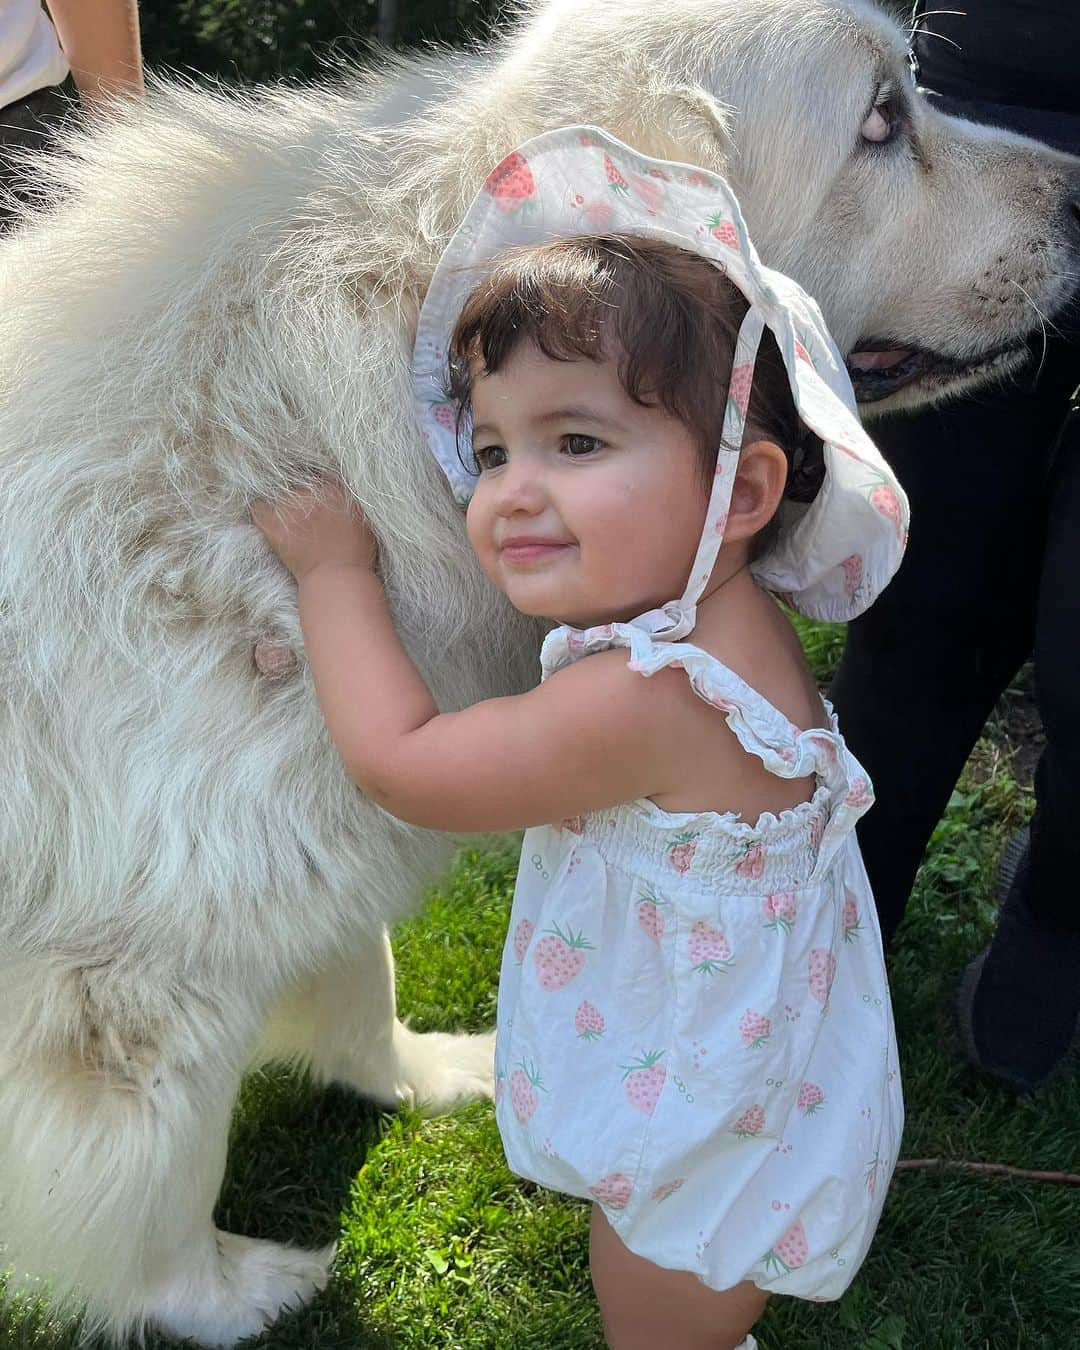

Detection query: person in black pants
xmin=0 ymin=0 xmax=143 ymax=228
xmin=831 ymin=1 xmax=1080 ymax=1092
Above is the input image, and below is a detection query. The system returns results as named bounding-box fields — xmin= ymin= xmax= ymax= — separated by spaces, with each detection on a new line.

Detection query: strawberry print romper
xmin=494 ymin=632 xmax=903 ymax=1300
xmin=411 ymin=125 xmax=911 ymax=1301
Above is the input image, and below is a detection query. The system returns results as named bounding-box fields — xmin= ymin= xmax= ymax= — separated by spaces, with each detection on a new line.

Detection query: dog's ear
xmin=624 ymin=81 xmax=735 ymax=173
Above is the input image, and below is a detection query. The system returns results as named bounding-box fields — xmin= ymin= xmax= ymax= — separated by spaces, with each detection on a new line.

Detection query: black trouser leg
xmin=960 ymin=406 xmax=1080 ymax=1086
xmin=831 ymin=344 xmax=1077 ymax=945
xmin=0 ymin=82 xmax=72 ymax=228
xmin=1028 ymin=402 xmax=1080 ymax=930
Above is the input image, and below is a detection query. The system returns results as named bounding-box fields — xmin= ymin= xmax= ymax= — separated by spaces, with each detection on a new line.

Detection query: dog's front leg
xmin=260 ymin=928 xmax=495 ymax=1112
xmin=0 ymin=966 xmax=333 ymax=1348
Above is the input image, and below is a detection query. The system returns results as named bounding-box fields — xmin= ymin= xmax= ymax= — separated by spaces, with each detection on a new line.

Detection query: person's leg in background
xmin=829 ymin=346 xmax=1075 ymax=944
xmin=957 ymin=391 xmax=1080 ymax=1088
xmin=0 ymin=81 xmax=73 ymax=227
xmin=1029 ymin=401 xmax=1080 ymax=929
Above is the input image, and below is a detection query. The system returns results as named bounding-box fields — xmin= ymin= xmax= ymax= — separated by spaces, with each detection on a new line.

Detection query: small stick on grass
xmin=895 ymin=1158 xmax=1080 ymax=1185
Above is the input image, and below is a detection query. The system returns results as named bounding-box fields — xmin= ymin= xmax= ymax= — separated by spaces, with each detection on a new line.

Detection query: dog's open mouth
xmin=845 ymin=340 xmax=1026 ymax=404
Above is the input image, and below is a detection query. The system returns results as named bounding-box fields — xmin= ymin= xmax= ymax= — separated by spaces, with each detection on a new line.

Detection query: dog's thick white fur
xmin=1 ymin=0 xmax=1078 ymax=1343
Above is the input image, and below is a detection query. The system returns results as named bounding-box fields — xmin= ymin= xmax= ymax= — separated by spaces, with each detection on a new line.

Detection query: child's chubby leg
xmin=590 ymin=1206 xmax=767 ymax=1350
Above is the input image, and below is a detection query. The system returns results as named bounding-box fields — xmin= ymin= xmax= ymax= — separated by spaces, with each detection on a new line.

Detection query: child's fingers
xmin=251 ymin=490 xmax=318 ymax=536
xmin=251 ymin=479 xmax=351 ymax=523
xmin=250 ymin=498 xmax=275 ymax=529
xmin=311 ymin=477 xmax=351 ymax=511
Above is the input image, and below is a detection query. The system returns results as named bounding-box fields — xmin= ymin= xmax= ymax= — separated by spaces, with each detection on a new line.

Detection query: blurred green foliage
xmin=138 ymin=0 xmax=509 ymax=83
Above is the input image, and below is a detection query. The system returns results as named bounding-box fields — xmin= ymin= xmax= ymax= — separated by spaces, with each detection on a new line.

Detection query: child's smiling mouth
xmin=498 ymin=536 xmax=575 ymax=565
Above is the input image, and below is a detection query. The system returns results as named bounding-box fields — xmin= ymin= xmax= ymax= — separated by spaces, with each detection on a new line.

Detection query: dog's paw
xmin=393 ymin=1024 xmax=496 ymax=1113
xmin=147 ymin=1231 xmax=334 ymax=1347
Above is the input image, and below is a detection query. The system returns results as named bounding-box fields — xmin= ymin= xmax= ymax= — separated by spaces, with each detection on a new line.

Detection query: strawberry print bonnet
xmin=412 ymin=126 xmax=909 ymax=628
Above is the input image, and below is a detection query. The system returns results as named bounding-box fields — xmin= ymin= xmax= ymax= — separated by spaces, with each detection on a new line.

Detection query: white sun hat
xmin=412 ymin=125 xmax=908 ymax=628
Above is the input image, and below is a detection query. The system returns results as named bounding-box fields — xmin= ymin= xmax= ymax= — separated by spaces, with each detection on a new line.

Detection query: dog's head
xmin=503 ymin=0 xmax=1080 ymax=411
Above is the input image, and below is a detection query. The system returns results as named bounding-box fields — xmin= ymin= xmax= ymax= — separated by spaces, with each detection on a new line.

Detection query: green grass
xmin=3 ymin=628 xmax=1078 ymax=1349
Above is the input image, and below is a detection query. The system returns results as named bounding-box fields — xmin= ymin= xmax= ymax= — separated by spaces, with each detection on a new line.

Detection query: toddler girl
xmin=253 ymin=129 xmax=906 ymax=1350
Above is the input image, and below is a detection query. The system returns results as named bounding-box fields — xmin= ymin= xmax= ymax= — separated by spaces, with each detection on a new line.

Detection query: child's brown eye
xmin=563 ymin=435 xmax=603 ymax=457
xmin=473 ymin=444 xmax=507 ymax=471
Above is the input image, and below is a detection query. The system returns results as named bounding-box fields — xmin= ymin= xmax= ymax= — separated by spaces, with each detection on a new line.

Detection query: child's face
xmin=465 ymin=342 xmax=710 ymax=628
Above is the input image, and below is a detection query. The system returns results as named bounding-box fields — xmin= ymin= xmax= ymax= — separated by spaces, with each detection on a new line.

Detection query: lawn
xmin=2 ymin=626 xmax=1078 ymax=1350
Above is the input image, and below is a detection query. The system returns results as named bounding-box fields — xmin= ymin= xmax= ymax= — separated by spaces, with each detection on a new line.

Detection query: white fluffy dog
xmin=1 ymin=0 xmax=1077 ymax=1343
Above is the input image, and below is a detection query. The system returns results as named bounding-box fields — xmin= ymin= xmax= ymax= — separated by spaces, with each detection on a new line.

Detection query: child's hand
xmin=252 ymin=479 xmax=378 ymax=581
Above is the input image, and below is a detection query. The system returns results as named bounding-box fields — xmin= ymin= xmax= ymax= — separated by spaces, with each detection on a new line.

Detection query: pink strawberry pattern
xmin=533 ymin=922 xmax=593 ymax=991
xmin=651 ymin=1178 xmax=685 ymax=1203
xmin=667 ymin=831 xmax=699 ymax=875
xmin=740 ymin=1009 xmax=771 ymax=1050
xmin=580 ymin=199 xmax=614 ymax=230
xmin=574 ymin=1000 xmax=605 ymax=1041
xmin=796 ymin=1081 xmax=825 ymax=1115
xmin=509 ymin=1062 xmax=543 ymax=1122
xmin=621 ymin=1050 xmax=667 ymax=1115
xmin=688 ymin=921 xmax=734 ymax=974
xmin=840 ymin=553 xmax=863 ymax=599
xmin=728 ymin=362 xmax=754 ymax=415
xmin=707 ymin=211 xmax=738 ymax=247
xmin=603 ymin=154 xmax=630 ymax=193
xmin=735 ymin=840 xmax=767 ymax=880
xmin=590 ymin=1172 xmax=633 ymax=1209
xmin=732 ymin=1104 xmax=765 ymax=1138
xmin=512 ymin=918 xmax=534 ymax=965
xmin=636 ymin=892 xmax=666 ymax=943
xmin=870 ymin=483 xmax=904 ymax=541
xmin=845 ymin=778 xmax=873 ymax=809
xmin=763 ymin=1217 xmax=808 ymax=1274
xmin=808 ymin=948 xmax=837 ymax=1005
xmin=842 ymin=889 xmax=863 ymax=943
xmin=763 ymin=892 xmax=797 ymax=934
xmin=630 ymin=175 xmax=665 ymax=214
xmin=430 ymin=400 xmax=458 ymax=432
xmin=483 ymin=151 xmax=536 ymax=215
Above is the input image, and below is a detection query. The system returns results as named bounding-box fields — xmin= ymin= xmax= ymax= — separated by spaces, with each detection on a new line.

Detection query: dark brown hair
xmin=444 ymin=234 xmax=822 ymax=512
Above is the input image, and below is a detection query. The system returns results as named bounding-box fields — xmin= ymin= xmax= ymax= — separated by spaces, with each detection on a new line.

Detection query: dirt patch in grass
xmin=982 ymin=663 xmax=1043 ymax=792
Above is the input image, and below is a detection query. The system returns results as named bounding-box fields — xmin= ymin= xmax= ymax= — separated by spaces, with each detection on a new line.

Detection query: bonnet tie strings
xmin=632 ymin=307 xmax=766 ymax=645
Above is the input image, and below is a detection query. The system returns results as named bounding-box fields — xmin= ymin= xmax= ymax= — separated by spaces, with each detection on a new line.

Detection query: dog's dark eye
xmin=861 ymin=106 xmax=892 ymax=144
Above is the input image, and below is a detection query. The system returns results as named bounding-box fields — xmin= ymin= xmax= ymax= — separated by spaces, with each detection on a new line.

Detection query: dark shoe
xmin=994 ymin=825 xmax=1029 ymax=903
xmin=956 ymin=828 xmax=1080 ymax=1092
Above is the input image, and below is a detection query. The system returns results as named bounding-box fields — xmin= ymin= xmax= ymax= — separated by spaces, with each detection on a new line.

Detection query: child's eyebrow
xmin=536 ymin=406 xmax=628 ymax=430
xmin=471 ymin=406 xmax=628 ymax=441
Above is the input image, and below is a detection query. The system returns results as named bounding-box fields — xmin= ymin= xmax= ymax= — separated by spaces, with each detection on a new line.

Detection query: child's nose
xmin=495 ymin=457 xmax=547 ymax=514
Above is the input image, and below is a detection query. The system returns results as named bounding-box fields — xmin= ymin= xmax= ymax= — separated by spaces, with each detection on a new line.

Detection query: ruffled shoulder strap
xmin=541 ymin=622 xmax=875 ymax=871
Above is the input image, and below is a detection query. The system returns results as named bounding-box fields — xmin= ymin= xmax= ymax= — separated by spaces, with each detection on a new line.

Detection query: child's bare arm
xmin=253 ymin=483 xmax=670 ymax=832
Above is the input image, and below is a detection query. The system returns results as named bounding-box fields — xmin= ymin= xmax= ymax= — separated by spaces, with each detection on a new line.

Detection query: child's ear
xmin=723 ymin=440 xmax=789 ymax=543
